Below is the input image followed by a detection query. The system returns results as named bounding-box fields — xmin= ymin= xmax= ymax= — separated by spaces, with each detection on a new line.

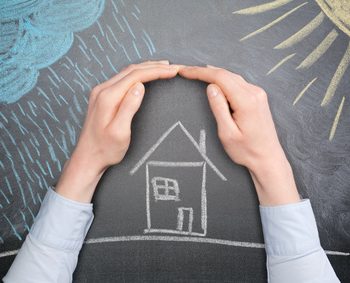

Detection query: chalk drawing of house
xmin=130 ymin=121 xmax=226 ymax=237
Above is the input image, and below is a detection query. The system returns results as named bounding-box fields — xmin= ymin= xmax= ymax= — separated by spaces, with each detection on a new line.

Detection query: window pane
xmin=157 ymin=188 xmax=166 ymax=196
xmin=167 ymin=179 xmax=176 ymax=188
xmin=155 ymin=178 xmax=166 ymax=187
xmin=151 ymin=176 xmax=180 ymax=201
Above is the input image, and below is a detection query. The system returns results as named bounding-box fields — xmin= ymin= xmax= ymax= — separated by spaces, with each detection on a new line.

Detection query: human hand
xmin=56 ymin=60 xmax=179 ymax=202
xmin=178 ymin=65 xmax=300 ymax=205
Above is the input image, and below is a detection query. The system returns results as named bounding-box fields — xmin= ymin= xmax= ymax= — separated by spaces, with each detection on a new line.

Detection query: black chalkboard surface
xmin=1 ymin=0 xmax=349 ymax=282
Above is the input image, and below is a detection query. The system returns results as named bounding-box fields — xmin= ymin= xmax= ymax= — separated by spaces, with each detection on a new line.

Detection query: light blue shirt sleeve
xmin=3 ymin=189 xmax=340 ymax=282
xmin=3 ymin=187 xmax=94 ymax=283
xmin=260 ymin=199 xmax=340 ymax=283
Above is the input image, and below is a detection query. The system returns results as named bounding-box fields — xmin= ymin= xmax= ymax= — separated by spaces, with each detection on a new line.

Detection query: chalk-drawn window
xmin=152 ymin=177 xmax=180 ymax=201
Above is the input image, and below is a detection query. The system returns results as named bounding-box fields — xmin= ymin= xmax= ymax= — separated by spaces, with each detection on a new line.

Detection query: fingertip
xmin=163 ymin=65 xmax=180 ymax=78
xmin=177 ymin=67 xmax=185 ymax=76
xmin=169 ymin=65 xmax=180 ymax=72
xmin=131 ymin=82 xmax=145 ymax=97
xmin=178 ymin=65 xmax=191 ymax=72
xmin=207 ymin=84 xmax=220 ymax=98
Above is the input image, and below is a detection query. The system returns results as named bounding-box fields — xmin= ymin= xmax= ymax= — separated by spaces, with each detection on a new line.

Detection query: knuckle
xmin=250 ymin=85 xmax=266 ymax=96
xmin=95 ymin=89 xmax=110 ymax=107
xmin=218 ymin=128 xmax=234 ymax=144
xmin=89 ymin=85 xmax=102 ymax=104
xmin=91 ymin=85 xmax=101 ymax=97
xmin=128 ymin=69 xmax=139 ymax=77
xmin=254 ymin=87 xmax=267 ymax=102
xmin=112 ymin=128 xmax=130 ymax=144
xmin=234 ymin=74 xmax=244 ymax=81
xmin=245 ymin=86 xmax=267 ymax=107
xmin=255 ymin=87 xmax=267 ymax=97
xmin=123 ymin=64 xmax=136 ymax=72
xmin=98 ymin=89 xmax=109 ymax=99
xmin=232 ymin=155 xmax=245 ymax=165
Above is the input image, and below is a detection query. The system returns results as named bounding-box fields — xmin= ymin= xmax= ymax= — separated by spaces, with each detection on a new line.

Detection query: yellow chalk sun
xmin=233 ymin=0 xmax=350 ymax=141
xmin=316 ymin=0 xmax=350 ymax=36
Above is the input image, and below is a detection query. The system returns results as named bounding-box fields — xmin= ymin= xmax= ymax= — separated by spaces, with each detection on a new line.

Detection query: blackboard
xmin=1 ymin=0 xmax=349 ymax=281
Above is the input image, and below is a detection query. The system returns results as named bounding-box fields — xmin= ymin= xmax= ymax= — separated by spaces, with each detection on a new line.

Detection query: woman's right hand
xmin=179 ymin=65 xmax=300 ymax=206
xmin=56 ymin=61 xmax=179 ymax=203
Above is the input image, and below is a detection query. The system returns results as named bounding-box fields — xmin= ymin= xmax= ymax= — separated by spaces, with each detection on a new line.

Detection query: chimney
xmin=199 ymin=129 xmax=206 ymax=154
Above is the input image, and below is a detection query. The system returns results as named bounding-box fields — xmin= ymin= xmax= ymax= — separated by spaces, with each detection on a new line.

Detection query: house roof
xmin=129 ymin=121 xmax=227 ymax=181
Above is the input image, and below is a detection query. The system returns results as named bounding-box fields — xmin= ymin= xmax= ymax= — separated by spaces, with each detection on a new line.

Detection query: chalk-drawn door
xmin=177 ymin=207 xmax=193 ymax=233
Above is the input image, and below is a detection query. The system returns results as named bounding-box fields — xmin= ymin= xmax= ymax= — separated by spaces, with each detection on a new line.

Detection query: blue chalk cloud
xmin=0 ymin=0 xmax=105 ymax=103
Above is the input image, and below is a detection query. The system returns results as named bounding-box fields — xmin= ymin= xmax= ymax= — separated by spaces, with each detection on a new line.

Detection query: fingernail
xmin=132 ymin=82 xmax=143 ymax=96
xmin=183 ymin=66 xmax=191 ymax=69
xmin=207 ymin=64 xmax=218 ymax=69
xmin=170 ymin=65 xmax=180 ymax=71
xmin=207 ymin=85 xmax=219 ymax=97
xmin=158 ymin=60 xmax=170 ymax=64
xmin=177 ymin=65 xmax=188 ymax=70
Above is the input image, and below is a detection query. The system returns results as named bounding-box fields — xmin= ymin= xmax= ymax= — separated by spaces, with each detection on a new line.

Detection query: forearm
xmin=55 ymin=150 xmax=104 ymax=203
xmin=251 ymin=150 xmax=339 ymax=282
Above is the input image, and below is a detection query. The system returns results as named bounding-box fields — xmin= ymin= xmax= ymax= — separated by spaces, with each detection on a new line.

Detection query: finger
xmin=103 ymin=65 xmax=179 ymax=106
xmin=178 ymin=66 xmax=248 ymax=110
xmin=109 ymin=82 xmax=145 ymax=133
xmin=94 ymin=60 xmax=170 ymax=92
xmin=207 ymin=84 xmax=241 ymax=136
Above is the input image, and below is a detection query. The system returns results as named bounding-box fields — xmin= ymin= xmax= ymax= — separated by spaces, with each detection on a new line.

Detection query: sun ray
xmin=321 ymin=41 xmax=350 ymax=106
xmin=275 ymin=12 xmax=325 ymax=49
xmin=329 ymin=96 xmax=345 ymax=140
xmin=297 ymin=29 xmax=338 ymax=69
xmin=266 ymin=53 xmax=296 ymax=75
xmin=240 ymin=2 xmax=308 ymax=41
xmin=233 ymin=0 xmax=294 ymax=15
xmin=293 ymin=77 xmax=318 ymax=105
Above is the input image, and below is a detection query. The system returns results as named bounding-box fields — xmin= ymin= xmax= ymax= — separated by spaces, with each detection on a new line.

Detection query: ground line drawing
xmin=1 ymin=235 xmax=349 ymax=258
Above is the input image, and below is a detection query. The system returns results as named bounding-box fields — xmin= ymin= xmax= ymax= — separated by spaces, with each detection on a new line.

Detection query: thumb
xmin=206 ymin=84 xmax=240 ymax=136
xmin=111 ymin=82 xmax=145 ymax=132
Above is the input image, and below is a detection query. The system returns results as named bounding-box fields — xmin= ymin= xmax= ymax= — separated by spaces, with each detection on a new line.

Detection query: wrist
xmin=248 ymin=153 xmax=300 ymax=206
xmin=55 ymin=152 xmax=105 ymax=203
xmin=248 ymin=149 xmax=287 ymax=180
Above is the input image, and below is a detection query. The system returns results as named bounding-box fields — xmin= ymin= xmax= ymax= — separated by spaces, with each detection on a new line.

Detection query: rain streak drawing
xmin=234 ymin=0 xmax=350 ymax=140
xmin=130 ymin=121 xmax=227 ymax=237
xmin=0 ymin=0 xmax=157 ymax=246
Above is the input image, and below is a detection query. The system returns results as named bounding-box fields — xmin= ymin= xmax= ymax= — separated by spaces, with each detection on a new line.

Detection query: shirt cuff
xmin=259 ymin=199 xmax=321 ymax=256
xmin=30 ymin=186 xmax=94 ymax=251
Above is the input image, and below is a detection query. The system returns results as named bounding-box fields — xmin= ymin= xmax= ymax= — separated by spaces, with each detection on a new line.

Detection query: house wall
xmin=146 ymin=162 xmax=205 ymax=235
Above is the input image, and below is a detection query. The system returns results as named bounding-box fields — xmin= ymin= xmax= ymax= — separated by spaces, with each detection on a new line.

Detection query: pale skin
xmin=56 ymin=60 xmax=300 ymax=206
